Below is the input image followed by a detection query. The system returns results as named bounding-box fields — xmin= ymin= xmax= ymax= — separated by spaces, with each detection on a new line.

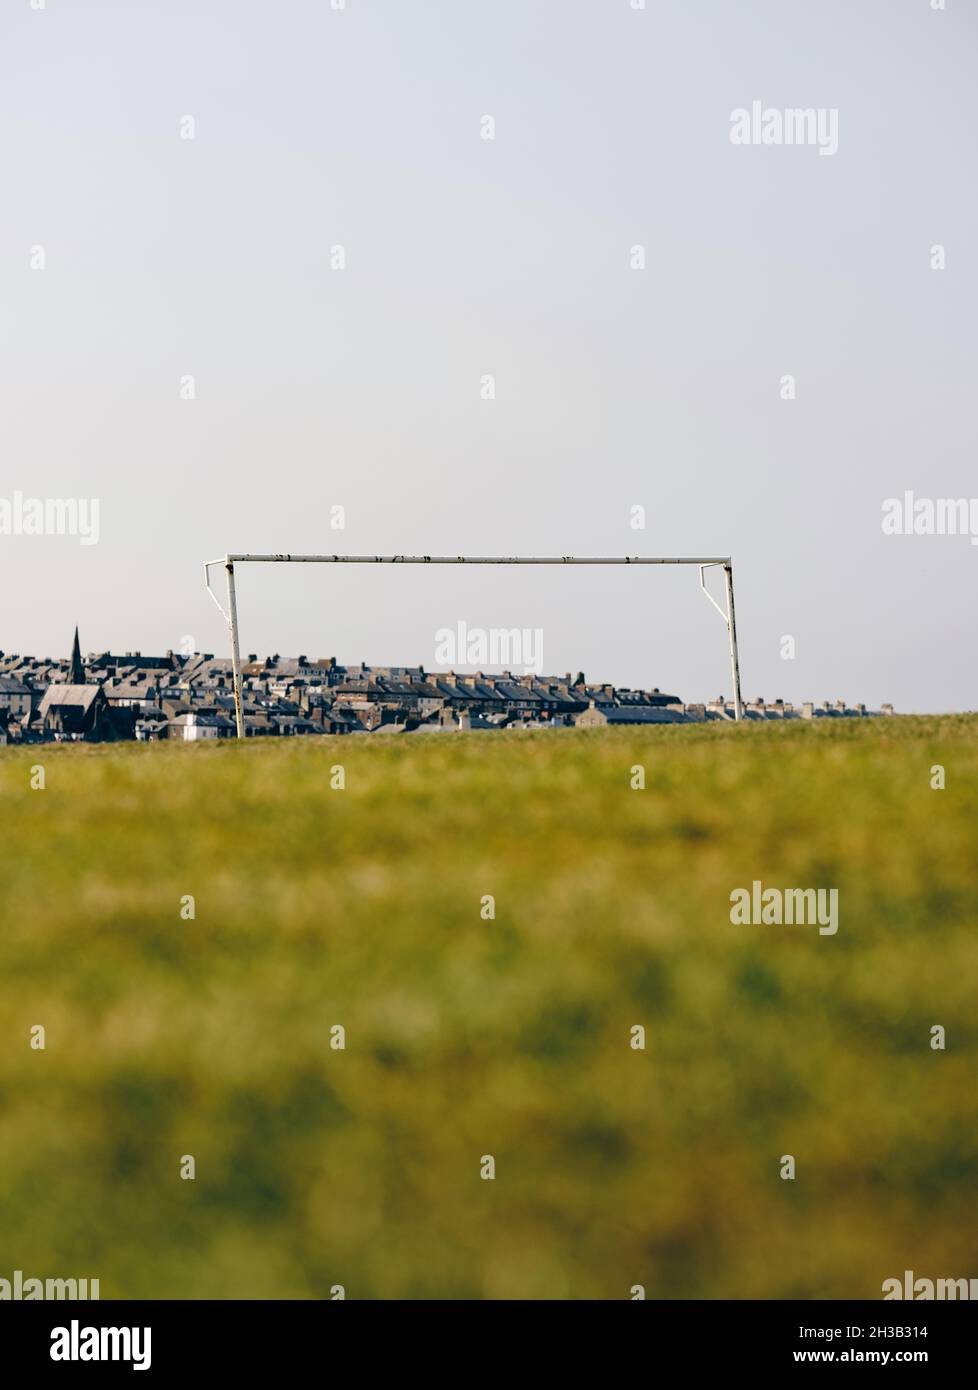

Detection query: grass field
xmin=1 ymin=716 xmax=976 ymax=1300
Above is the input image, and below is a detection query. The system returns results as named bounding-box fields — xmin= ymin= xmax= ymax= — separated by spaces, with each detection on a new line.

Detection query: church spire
xmin=69 ymin=626 xmax=85 ymax=685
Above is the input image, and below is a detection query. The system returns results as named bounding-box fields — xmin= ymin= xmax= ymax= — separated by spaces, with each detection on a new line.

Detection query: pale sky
xmin=2 ymin=0 xmax=975 ymax=711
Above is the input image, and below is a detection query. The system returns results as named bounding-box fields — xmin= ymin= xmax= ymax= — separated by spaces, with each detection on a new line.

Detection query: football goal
xmin=203 ymin=553 xmax=744 ymax=737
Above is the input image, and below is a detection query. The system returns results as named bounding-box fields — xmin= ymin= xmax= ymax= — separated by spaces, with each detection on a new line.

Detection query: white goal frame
xmin=204 ymin=553 xmax=744 ymax=738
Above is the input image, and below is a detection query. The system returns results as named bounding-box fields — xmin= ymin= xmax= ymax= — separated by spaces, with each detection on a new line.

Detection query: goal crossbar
xmin=204 ymin=553 xmax=744 ymax=736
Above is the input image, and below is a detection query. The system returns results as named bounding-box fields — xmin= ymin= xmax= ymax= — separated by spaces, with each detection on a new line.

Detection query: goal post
xmin=204 ymin=553 xmax=745 ymax=738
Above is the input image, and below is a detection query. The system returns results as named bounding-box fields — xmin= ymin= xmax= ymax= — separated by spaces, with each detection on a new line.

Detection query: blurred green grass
xmin=1 ymin=717 xmax=976 ymax=1299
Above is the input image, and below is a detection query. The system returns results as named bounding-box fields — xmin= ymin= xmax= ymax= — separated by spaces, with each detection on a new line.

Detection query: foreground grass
xmin=1 ymin=717 xmax=976 ymax=1299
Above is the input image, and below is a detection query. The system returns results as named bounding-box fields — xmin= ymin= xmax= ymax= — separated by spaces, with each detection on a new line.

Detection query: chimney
xmin=802 ymin=702 xmax=815 ymax=719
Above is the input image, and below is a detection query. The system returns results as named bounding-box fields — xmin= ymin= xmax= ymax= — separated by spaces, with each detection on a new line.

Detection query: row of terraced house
xmin=0 ymin=628 xmax=894 ymax=744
